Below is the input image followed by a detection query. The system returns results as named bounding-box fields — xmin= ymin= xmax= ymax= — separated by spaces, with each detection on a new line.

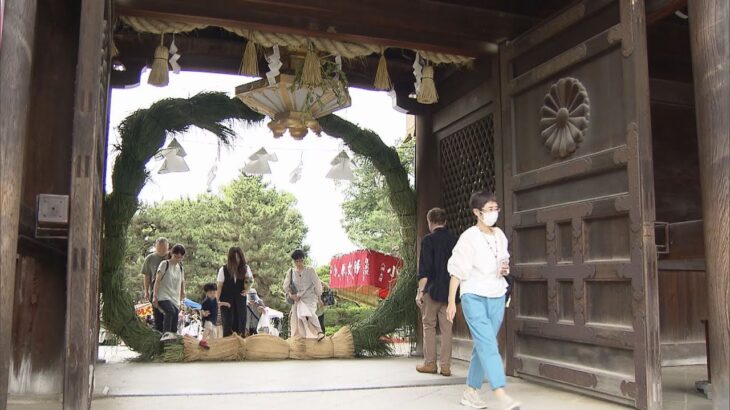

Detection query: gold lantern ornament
xmin=235 ymin=47 xmax=350 ymax=140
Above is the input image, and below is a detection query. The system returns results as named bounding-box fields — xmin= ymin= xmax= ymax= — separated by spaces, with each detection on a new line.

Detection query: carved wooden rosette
xmin=540 ymin=77 xmax=590 ymax=159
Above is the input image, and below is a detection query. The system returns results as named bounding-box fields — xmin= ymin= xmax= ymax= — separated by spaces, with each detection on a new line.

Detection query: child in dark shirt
xmin=199 ymin=283 xmax=219 ymax=349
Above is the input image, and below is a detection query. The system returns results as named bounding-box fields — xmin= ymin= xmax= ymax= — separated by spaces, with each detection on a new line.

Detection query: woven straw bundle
xmin=304 ymin=337 xmax=334 ymax=359
xmin=182 ymin=335 xmax=244 ymax=362
xmin=245 ymin=334 xmax=291 ymax=360
xmin=331 ymin=327 xmax=355 ymax=358
xmin=288 ymin=337 xmax=307 ymax=359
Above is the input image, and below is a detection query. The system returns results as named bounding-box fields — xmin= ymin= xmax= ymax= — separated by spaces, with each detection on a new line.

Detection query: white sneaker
xmin=497 ymin=394 xmax=521 ymax=410
xmin=461 ymin=387 xmax=488 ymax=409
xmin=160 ymin=332 xmax=176 ymax=342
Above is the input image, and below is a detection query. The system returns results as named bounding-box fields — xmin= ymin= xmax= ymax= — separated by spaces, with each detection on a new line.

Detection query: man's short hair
xmin=155 ymin=237 xmax=169 ymax=245
xmin=203 ymin=282 xmax=217 ymax=292
xmin=469 ymin=190 xmax=498 ymax=210
xmin=427 ymin=208 xmax=447 ymax=225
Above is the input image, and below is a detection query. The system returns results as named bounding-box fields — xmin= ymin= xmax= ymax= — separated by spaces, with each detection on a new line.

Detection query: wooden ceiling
xmin=113 ymin=0 xmax=576 ymax=57
xmin=111 ymin=0 xmax=689 ymax=104
xmin=111 ymin=0 xmax=575 ymax=90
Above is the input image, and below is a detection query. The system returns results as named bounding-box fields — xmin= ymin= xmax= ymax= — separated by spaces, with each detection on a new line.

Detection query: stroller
xmin=256 ymin=307 xmax=284 ymax=336
xmin=179 ymin=298 xmax=203 ymax=338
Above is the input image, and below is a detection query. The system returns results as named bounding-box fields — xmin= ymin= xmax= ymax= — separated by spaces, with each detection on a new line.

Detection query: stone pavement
xmin=8 ymin=352 xmax=712 ymax=410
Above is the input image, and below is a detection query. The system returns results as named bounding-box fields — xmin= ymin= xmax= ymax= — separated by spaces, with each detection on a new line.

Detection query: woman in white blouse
xmin=446 ymin=190 xmax=521 ymax=410
xmin=283 ymin=249 xmax=325 ymax=341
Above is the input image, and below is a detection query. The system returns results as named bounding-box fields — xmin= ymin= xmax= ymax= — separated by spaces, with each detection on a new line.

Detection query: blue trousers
xmin=461 ymin=294 xmax=506 ymax=390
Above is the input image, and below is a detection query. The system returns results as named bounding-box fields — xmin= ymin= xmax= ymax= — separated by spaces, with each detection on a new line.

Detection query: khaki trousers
xmin=420 ymin=293 xmax=453 ymax=366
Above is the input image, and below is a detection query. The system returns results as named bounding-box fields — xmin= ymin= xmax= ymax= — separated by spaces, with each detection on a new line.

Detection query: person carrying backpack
xmin=141 ymin=237 xmax=169 ymax=332
xmin=152 ymin=244 xmax=186 ymax=342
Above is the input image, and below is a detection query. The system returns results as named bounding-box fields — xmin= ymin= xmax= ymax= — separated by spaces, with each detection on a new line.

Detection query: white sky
xmin=107 ymin=70 xmax=407 ymax=266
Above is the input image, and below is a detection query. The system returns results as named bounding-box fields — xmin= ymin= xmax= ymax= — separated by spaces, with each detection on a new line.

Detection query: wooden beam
xmin=688 ymin=1 xmax=729 ymax=408
xmin=0 ymin=0 xmax=38 ymax=408
xmin=114 ymin=0 xmax=534 ymax=56
xmin=62 ymin=0 xmax=107 ymax=408
xmin=646 ymin=0 xmax=687 ymax=24
xmin=649 ymin=78 xmax=694 ymax=106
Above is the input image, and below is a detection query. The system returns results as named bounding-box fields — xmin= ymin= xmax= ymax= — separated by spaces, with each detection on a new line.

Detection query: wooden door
xmin=499 ymin=1 xmax=660 ymax=408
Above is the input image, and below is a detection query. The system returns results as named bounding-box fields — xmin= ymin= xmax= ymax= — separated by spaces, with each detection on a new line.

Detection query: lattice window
xmin=439 ymin=115 xmax=496 ymax=236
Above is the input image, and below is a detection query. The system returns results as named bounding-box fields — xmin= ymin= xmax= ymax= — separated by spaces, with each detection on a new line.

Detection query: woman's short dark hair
xmin=291 ymin=249 xmax=306 ymax=260
xmin=427 ymin=208 xmax=447 ymax=225
xmin=170 ymin=244 xmax=186 ymax=256
xmin=469 ymin=190 xmax=498 ymax=210
xmin=203 ymin=282 xmax=217 ymax=292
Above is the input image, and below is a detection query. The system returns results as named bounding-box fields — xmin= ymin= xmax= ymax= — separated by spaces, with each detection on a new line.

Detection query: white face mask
xmin=481 ymin=211 xmax=499 ymax=226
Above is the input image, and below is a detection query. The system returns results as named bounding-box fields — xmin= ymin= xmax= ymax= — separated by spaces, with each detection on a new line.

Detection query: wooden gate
xmin=63 ymin=0 xmax=111 ymax=408
xmin=499 ymin=0 xmax=660 ymax=408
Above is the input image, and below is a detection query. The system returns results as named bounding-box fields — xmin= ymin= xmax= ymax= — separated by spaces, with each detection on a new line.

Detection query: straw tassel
xmin=111 ymin=39 xmax=119 ymax=58
xmin=148 ymin=35 xmax=170 ymax=87
xmin=373 ymin=49 xmax=391 ymax=90
xmin=301 ymin=43 xmax=322 ymax=87
xmin=239 ymin=36 xmax=259 ymax=77
xmin=416 ymin=65 xmax=438 ymax=104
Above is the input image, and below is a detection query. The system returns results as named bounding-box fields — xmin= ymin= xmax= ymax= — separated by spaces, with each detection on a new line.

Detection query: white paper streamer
xmin=169 ymin=37 xmax=181 ymax=74
xmin=412 ymin=52 xmax=423 ymax=96
xmin=289 ymin=154 xmax=303 ymax=184
xmin=206 ymin=163 xmax=218 ymax=192
xmin=265 ymin=45 xmax=282 ymax=85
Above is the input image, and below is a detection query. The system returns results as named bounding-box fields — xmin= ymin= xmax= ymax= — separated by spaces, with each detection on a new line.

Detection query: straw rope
xmin=121 ymin=16 xmax=206 ymax=34
xmin=119 ymin=15 xmax=474 ymax=63
xmin=102 ymin=93 xmax=411 ymax=360
xmin=246 ymin=334 xmax=291 ymax=360
xmin=419 ymin=50 xmax=474 ymax=65
xmin=182 ymin=335 xmax=244 ymax=362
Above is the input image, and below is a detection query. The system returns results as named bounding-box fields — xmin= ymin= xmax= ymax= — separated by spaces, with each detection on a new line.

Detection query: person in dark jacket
xmin=416 ymin=207 xmax=457 ymax=376
xmin=216 ymin=247 xmax=254 ymax=337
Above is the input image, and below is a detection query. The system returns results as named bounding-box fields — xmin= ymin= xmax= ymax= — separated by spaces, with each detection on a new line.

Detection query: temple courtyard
xmin=8 ymin=347 xmax=710 ymax=410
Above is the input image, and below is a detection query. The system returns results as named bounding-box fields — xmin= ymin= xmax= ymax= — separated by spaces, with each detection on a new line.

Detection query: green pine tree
xmin=341 ymin=139 xmax=415 ymax=256
xmin=124 ymin=174 xmax=307 ymax=312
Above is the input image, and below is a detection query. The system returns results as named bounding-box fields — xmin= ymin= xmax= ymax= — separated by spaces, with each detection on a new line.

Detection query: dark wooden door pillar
xmin=688 ymin=1 xmax=730 ymax=408
xmin=415 ymin=113 xmax=440 ymax=242
xmin=0 ymin=0 xmax=38 ymax=408
xmin=413 ymin=112 xmax=439 ymax=355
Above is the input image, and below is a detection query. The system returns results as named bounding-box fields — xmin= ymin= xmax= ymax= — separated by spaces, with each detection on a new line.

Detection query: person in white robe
xmin=283 ymin=249 xmax=324 ymax=340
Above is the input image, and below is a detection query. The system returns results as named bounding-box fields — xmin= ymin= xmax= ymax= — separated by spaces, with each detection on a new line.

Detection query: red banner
xmin=330 ymin=250 xmax=402 ymax=301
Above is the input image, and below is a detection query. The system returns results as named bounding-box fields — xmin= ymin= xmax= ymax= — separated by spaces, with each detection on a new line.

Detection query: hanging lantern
xmin=158 ymin=152 xmax=190 ymax=174
xmin=326 ymin=150 xmax=355 ymax=181
xmin=236 ymin=47 xmax=350 ymax=140
xmin=248 ymin=147 xmax=278 ymax=162
xmin=242 ymin=147 xmax=277 ymax=175
xmin=156 ymin=137 xmax=189 ymax=174
xmin=155 ymin=137 xmax=188 ymax=160
xmin=242 ymin=157 xmax=272 ymax=174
